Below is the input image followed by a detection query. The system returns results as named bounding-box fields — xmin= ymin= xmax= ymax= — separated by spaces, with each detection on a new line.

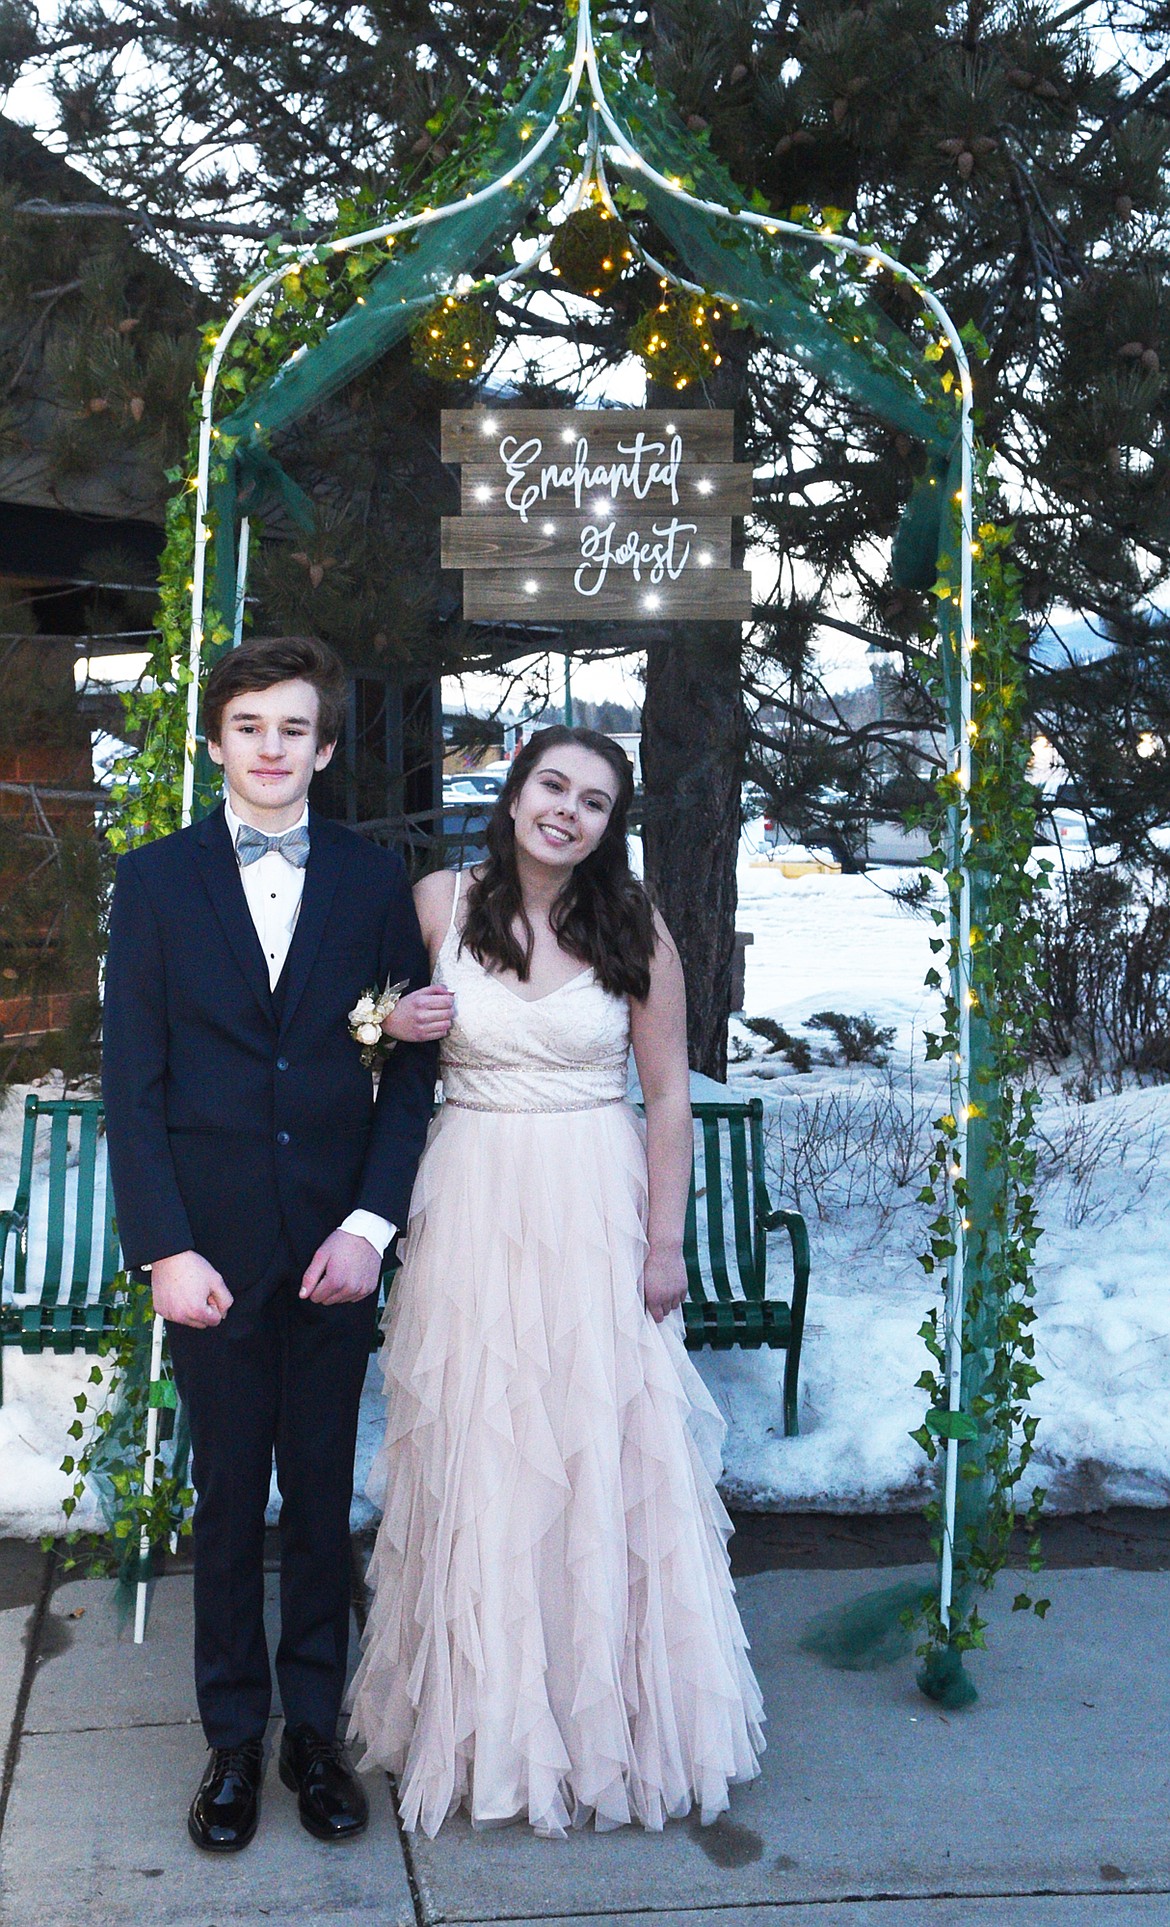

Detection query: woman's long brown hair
xmin=459 ymin=725 xmax=657 ymax=1000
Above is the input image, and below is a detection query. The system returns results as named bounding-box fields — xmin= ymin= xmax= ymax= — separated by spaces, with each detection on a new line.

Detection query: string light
xmin=524 ymin=578 xmax=539 ymax=594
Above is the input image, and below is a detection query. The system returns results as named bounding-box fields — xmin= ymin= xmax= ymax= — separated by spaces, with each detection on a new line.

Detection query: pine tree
xmin=3 ymin=0 xmax=1167 ymax=1068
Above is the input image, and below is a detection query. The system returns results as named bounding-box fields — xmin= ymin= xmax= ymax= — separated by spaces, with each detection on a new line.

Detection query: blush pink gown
xmin=347 ymin=876 xmax=764 ymax=1837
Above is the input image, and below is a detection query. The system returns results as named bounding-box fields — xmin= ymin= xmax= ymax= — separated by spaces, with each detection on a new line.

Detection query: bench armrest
xmin=0 ymin=1206 xmax=29 ymax=1289
xmin=771 ymin=1208 xmax=810 ymax=1313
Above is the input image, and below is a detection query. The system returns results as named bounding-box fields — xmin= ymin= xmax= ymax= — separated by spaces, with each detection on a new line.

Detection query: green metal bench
xmin=3 ymin=1088 xmax=811 ymax=1437
xmin=0 ymin=1095 xmax=122 ymax=1403
xmin=677 ymin=1091 xmax=810 ymax=1438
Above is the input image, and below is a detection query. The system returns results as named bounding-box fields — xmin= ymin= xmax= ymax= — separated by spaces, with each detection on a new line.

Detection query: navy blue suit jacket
xmin=102 ymin=804 xmax=436 ymax=1299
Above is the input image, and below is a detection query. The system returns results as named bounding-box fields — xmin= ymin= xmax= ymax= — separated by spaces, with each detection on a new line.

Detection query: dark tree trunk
xmin=642 ymin=341 xmax=750 ymax=1079
xmin=641 ymin=621 xmax=747 ymax=1078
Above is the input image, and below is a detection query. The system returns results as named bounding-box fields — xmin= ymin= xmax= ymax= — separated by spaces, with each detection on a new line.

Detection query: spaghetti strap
xmin=445 ymin=868 xmax=463 ymax=942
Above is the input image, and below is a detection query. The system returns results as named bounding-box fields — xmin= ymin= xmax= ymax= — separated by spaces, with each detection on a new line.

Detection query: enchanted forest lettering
xmin=440 ymin=409 xmax=753 ymax=622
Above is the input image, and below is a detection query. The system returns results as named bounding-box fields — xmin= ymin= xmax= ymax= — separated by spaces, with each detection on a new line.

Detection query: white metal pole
xmin=232 ymin=516 xmax=251 ymax=648
xmin=133 ymin=1310 xmax=166 ymax=1643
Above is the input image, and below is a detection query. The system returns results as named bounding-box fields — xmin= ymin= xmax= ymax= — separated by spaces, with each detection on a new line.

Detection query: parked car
xmin=443 ymin=768 xmax=506 ymax=802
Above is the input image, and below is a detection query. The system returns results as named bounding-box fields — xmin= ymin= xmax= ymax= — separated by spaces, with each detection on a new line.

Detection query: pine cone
xmin=957 ymin=150 xmax=975 ymax=179
xmin=1115 ymin=194 xmax=1134 ymax=219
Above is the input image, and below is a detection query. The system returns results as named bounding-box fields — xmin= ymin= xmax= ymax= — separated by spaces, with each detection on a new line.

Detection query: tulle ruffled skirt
xmin=347 ymin=1100 xmax=765 ymax=1838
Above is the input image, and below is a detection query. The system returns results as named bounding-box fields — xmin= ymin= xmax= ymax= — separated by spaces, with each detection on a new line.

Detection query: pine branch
xmin=1074 ymin=57 xmax=1170 ymax=170
xmin=13 ymin=198 xmax=319 ymax=241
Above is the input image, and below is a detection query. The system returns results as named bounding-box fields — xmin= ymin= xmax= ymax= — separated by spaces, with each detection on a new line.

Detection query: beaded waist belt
xmin=443 ymin=1093 xmax=627 ymax=1115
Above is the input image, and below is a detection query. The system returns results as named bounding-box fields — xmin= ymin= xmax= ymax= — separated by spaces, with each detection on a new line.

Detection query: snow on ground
xmin=4 ymin=860 xmax=1170 ymax=1535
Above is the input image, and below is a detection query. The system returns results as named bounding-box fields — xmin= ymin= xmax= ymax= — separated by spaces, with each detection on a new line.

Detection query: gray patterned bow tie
xmin=234 ymin=822 xmax=310 ymax=868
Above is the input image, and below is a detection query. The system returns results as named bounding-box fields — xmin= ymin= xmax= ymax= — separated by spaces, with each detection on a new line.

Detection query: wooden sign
xmin=441 ymin=409 xmax=753 ymax=622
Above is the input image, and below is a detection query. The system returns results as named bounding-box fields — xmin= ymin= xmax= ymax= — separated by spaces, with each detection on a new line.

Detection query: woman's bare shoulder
xmin=413 ymin=868 xmax=459 ymax=945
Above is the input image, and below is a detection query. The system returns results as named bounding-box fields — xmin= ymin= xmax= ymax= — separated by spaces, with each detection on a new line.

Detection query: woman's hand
xmin=384 ymin=985 xmax=455 ymax=1043
xmin=642 ymin=1243 xmax=688 ymax=1323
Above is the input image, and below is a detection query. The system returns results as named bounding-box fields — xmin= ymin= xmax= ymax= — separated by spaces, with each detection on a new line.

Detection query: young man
xmin=102 ymin=636 xmax=436 ymax=1852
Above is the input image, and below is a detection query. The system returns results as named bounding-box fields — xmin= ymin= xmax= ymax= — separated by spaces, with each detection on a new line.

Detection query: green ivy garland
xmin=47 ymin=1272 xmax=191 ymax=1579
xmin=910 ymin=447 xmax=1051 ymax=1677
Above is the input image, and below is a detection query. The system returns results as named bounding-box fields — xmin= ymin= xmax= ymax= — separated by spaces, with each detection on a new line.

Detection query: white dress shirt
xmin=225 ymin=797 xmax=394 ymax=1259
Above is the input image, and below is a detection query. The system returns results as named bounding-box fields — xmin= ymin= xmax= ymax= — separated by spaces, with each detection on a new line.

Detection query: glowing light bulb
xmin=698 ymin=551 xmax=713 ymax=566
xmin=524 ymin=578 xmax=539 ymax=595
xmin=695 ymin=478 xmax=713 ymax=495
xmin=481 ymin=418 xmax=497 ymax=435
xmin=644 ymin=593 xmax=662 ymax=611
xmin=561 ymin=426 xmax=575 ymax=443
xmin=593 ymin=499 xmax=612 ymax=518
xmin=474 ymin=485 xmax=492 ymax=503
xmin=665 ymin=423 xmax=676 ymax=434
xmin=542 ymin=521 xmax=557 ymax=536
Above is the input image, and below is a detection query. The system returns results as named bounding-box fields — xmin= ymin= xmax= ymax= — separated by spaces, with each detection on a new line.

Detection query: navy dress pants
xmin=166 ymin=1251 xmax=378 ymax=1749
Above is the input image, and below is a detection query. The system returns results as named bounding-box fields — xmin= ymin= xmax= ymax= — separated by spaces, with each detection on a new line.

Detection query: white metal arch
xmin=175 ymin=0 xmax=977 ymax=1639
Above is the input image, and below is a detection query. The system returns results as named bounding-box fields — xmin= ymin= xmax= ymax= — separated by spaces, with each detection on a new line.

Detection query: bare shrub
xmin=761 ymin=1061 xmax=934 ymax=1221
xmin=1034 ymin=1103 xmax=1165 ymax=1228
xmin=1031 ymin=869 xmax=1170 ymax=1084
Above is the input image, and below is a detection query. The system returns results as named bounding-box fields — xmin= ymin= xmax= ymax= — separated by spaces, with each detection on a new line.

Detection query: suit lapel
xmin=277 ymin=810 xmax=348 ymax=1037
xmin=191 ymin=805 xmax=274 ymax=1024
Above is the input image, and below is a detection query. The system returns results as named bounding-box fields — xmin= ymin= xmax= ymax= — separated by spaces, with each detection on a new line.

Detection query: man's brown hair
xmin=203 ymin=636 xmax=347 ymax=746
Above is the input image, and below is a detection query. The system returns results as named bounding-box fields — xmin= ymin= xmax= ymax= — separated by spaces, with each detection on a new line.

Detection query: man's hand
xmin=151 ymin=1250 xmax=234 ymax=1329
xmin=300 ymin=1228 xmax=382 ymax=1305
xmin=642 ymin=1244 xmax=688 ymax=1324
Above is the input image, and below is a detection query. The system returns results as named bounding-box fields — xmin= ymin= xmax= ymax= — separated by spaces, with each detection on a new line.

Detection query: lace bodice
xmin=434 ymin=875 xmax=630 ymax=1114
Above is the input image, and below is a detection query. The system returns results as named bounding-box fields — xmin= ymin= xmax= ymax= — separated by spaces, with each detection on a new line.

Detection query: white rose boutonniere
xmin=348 ymin=977 xmax=411 ymax=1068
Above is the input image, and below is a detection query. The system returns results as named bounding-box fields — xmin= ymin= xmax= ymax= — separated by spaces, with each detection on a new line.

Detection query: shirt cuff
xmin=339 ymin=1209 xmax=396 ymax=1257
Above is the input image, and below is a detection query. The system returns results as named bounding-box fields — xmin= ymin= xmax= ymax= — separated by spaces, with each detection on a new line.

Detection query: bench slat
xmin=40 ymin=1110 xmax=71 ymax=1307
xmin=70 ymin=1109 xmax=99 ymax=1300
xmin=700 ymin=1116 xmax=735 ymax=1304
xmin=726 ymin=1115 xmax=759 ymax=1300
xmin=683 ymin=1180 xmax=704 ymax=1302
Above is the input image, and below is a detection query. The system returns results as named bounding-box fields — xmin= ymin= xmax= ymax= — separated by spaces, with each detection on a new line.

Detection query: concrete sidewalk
xmin=1 ymin=1553 xmax=1168 ymax=1925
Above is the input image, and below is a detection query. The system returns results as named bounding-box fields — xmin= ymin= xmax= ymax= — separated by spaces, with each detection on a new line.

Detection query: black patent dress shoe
xmin=279 ymin=1723 xmax=369 ymax=1842
xmin=187 ymin=1739 xmax=264 ymax=1852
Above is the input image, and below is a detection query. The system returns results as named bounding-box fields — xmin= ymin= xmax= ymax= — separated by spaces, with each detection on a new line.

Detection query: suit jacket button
xmin=276 ymin=1057 xmax=289 ymax=1072
xmin=276 ymin=1130 xmax=290 ymax=1145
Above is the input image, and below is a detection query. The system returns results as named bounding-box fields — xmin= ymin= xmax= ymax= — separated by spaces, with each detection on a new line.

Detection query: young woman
xmin=347 ymin=726 xmax=764 ymax=1838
